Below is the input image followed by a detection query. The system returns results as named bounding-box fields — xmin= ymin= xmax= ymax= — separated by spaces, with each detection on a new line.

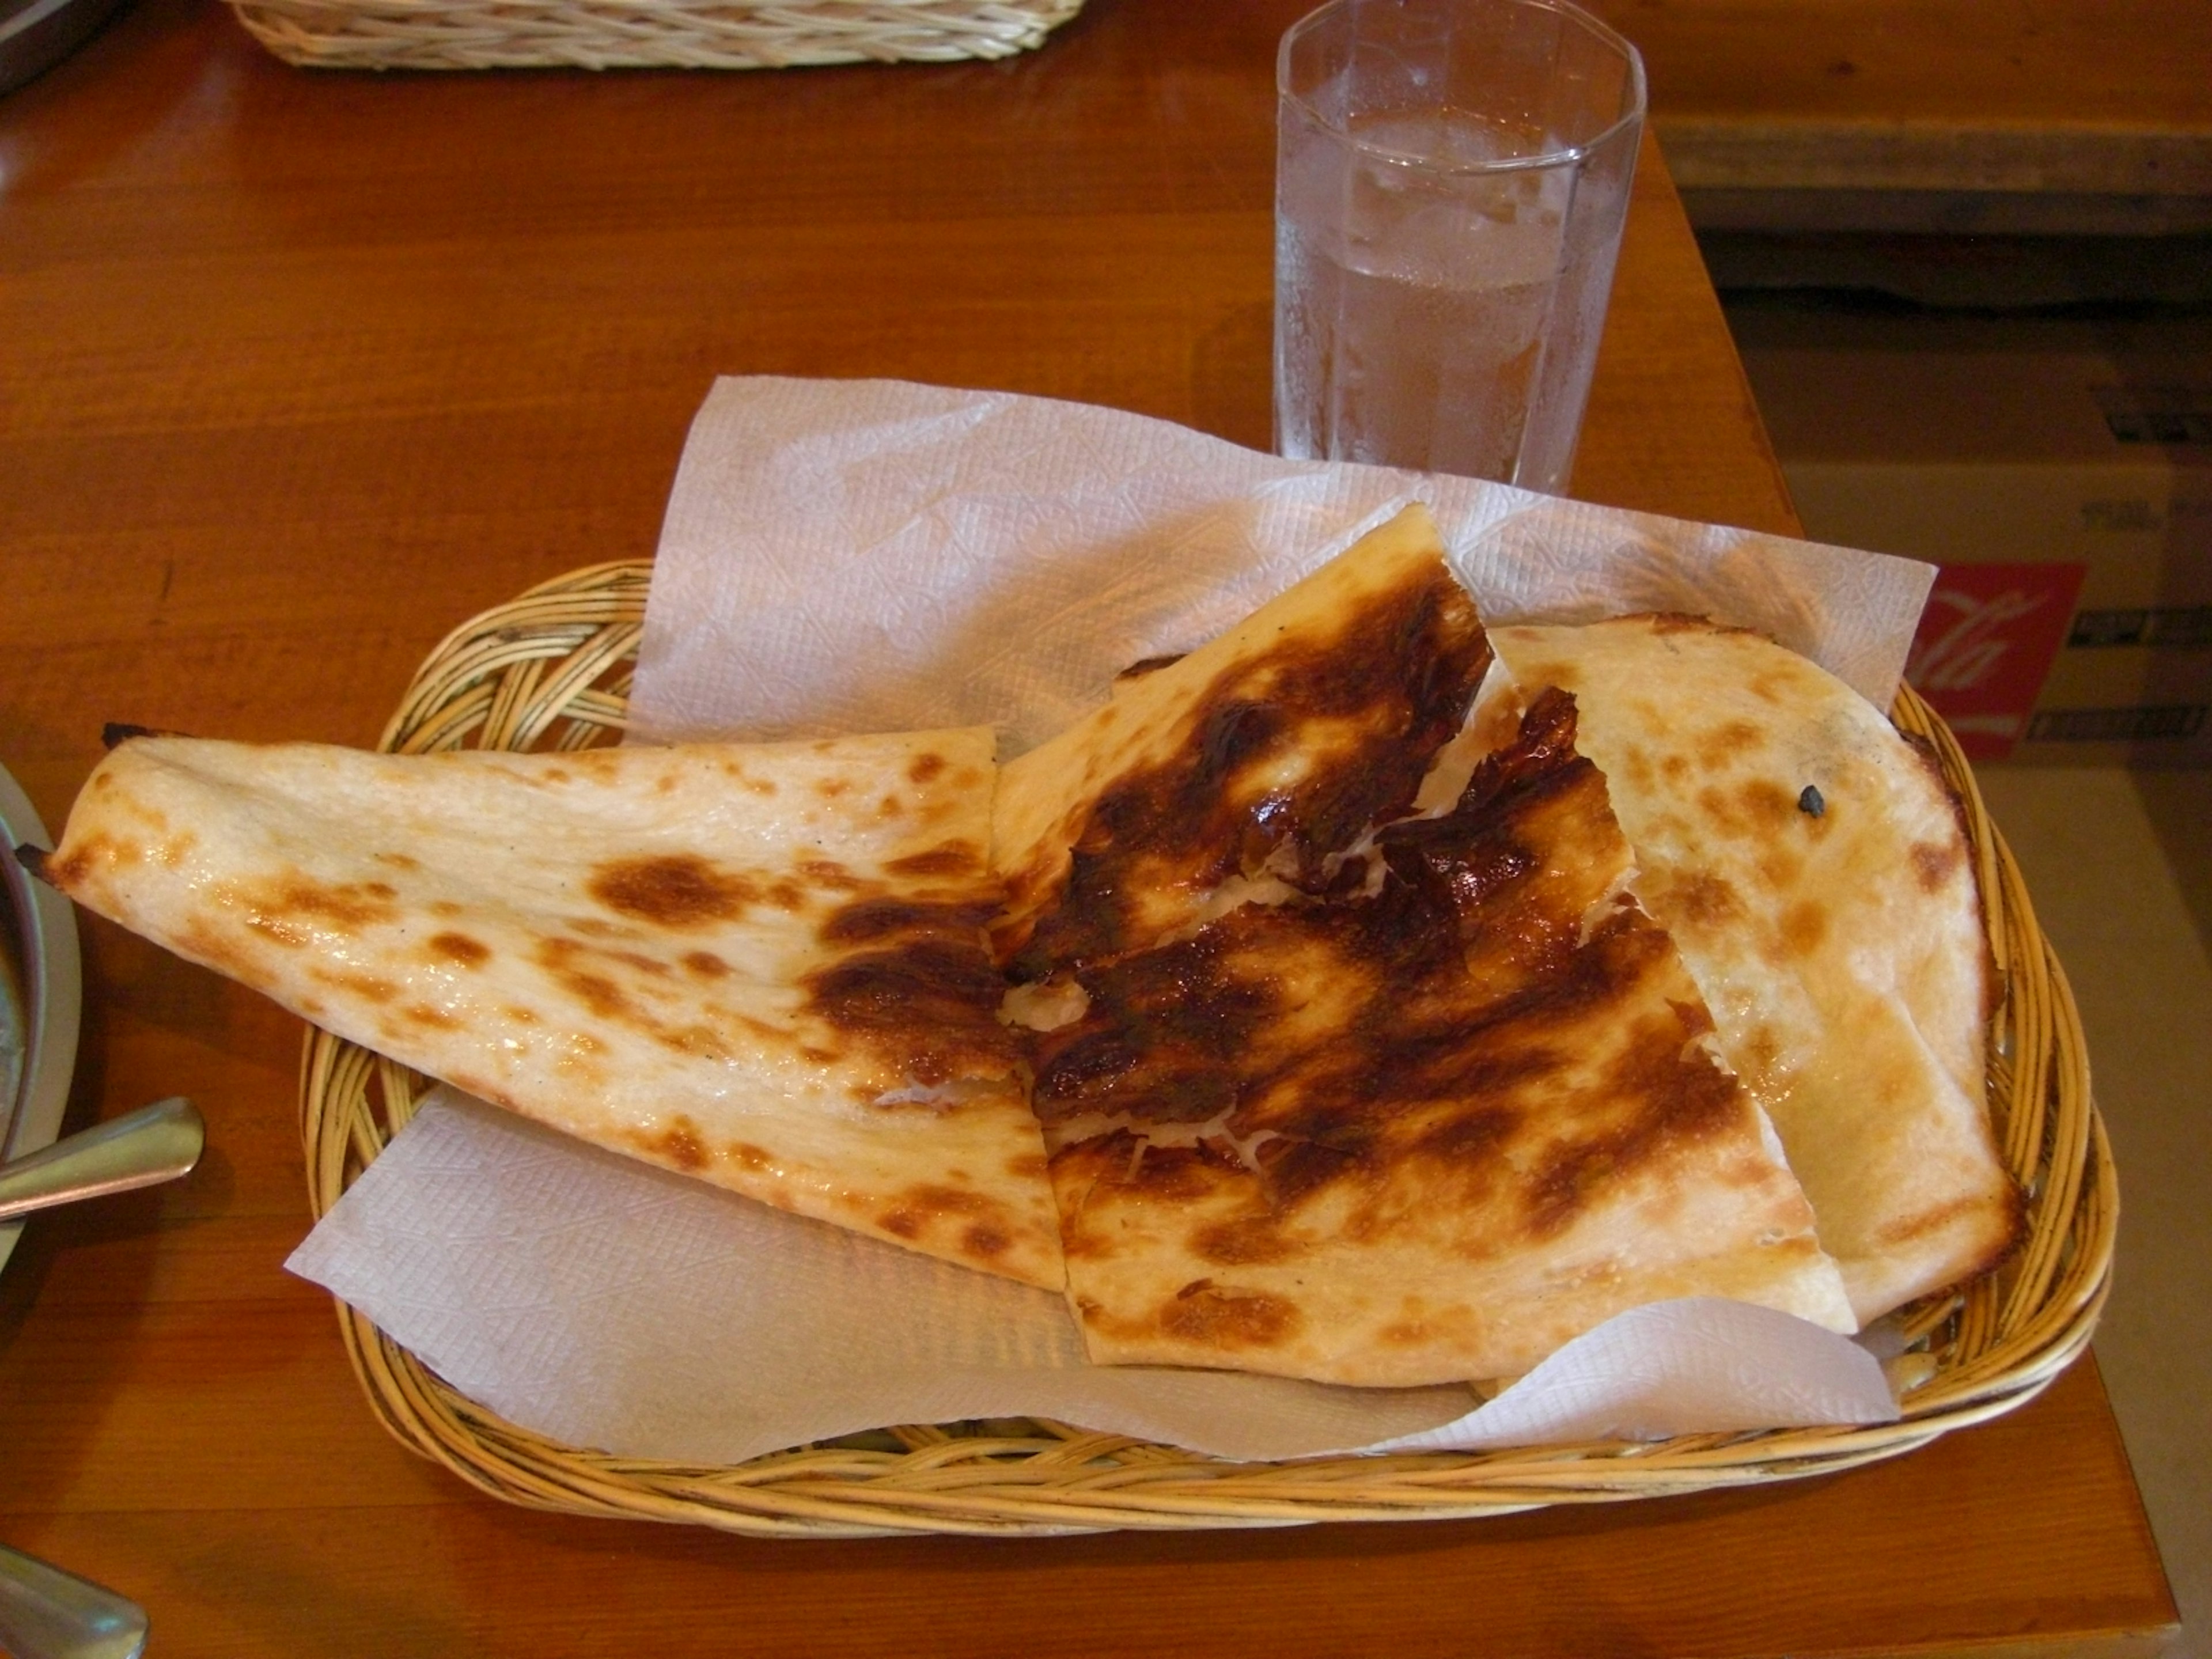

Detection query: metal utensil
xmin=0 ymin=773 xmax=158 ymax=1658
xmin=0 ymin=760 xmax=82 ymax=1275
xmin=0 ymin=1097 xmax=203 ymax=1225
xmin=0 ymin=1543 xmax=148 ymax=1659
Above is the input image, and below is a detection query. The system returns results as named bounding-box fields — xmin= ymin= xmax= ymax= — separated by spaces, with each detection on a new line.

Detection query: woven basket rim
xmin=298 ymin=558 xmax=2113 ymax=1537
xmin=224 ymin=0 xmax=1085 ymax=71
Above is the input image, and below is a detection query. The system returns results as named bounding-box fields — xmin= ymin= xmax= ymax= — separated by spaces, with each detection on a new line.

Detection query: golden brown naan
xmin=1027 ymin=691 xmax=1855 ymax=1386
xmin=991 ymin=504 xmax=1495 ymax=978
xmin=1490 ymin=616 xmax=2022 ymax=1322
xmin=41 ymin=729 xmax=1065 ymax=1290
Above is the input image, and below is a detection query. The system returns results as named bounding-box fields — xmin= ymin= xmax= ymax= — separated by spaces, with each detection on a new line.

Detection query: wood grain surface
xmin=0 ymin=1 xmax=2180 ymax=1653
xmin=1587 ymin=0 xmax=2212 ymax=221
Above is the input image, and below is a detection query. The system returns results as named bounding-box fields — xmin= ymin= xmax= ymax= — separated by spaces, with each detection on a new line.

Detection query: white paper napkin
xmin=632 ymin=377 xmax=1931 ymax=752
xmin=289 ymin=1090 xmax=1894 ymax=1464
xmin=289 ymin=376 xmax=1926 ymax=1465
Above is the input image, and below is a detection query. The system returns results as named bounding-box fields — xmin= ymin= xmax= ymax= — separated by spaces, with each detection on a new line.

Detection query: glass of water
xmin=1274 ymin=0 xmax=1646 ymax=493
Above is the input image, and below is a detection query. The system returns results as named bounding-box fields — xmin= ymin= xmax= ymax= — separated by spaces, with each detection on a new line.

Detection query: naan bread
xmin=41 ymin=729 xmax=1065 ymax=1290
xmin=1490 ymin=616 xmax=2022 ymax=1323
xmin=1028 ymin=691 xmax=1855 ymax=1386
xmin=991 ymin=504 xmax=1495 ymax=978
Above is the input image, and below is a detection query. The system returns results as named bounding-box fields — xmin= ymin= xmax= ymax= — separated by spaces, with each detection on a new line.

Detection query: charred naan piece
xmin=991 ymin=504 xmax=1495 ymax=979
xmin=1490 ymin=617 xmax=2022 ymax=1323
xmin=1029 ymin=691 xmax=1855 ymax=1387
xmin=40 ymin=729 xmax=1064 ymax=1290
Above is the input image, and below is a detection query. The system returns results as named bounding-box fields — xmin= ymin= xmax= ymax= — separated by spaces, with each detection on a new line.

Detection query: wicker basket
xmin=228 ymin=0 xmax=1082 ymax=72
xmin=299 ymin=559 xmax=2114 ymax=1537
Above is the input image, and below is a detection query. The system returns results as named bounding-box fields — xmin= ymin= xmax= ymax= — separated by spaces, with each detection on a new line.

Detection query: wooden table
xmin=1587 ymin=0 xmax=2212 ymax=236
xmin=0 ymin=2 xmax=2181 ymax=1653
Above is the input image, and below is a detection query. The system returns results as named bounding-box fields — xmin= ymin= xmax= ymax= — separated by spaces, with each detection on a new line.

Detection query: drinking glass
xmin=1274 ymin=0 xmax=1646 ymax=493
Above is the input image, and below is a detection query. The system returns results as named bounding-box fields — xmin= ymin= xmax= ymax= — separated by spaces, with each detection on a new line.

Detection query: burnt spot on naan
xmin=634 ymin=1115 xmax=710 ymax=1172
xmin=1661 ymin=869 xmax=1743 ymax=931
xmin=728 ymin=767 xmax=778 ymax=796
xmin=1407 ymin=1102 xmax=1524 ymax=1165
xmin=1702 ymin=721 xmax=1768 ymax=772
xmin=803 ymin=878 xmax=1020 ymax=1088
xmin=1158 ymin=1281 xmax=1300 ymax=1349
xmin=682 ymin=950 xmax=730 ymax=979
xmin=228 ymin=873 xmax=403 ymax=941
xmin=1910 ymin=838 xmax=1966 ymax=894
xmin=873 ymin=1182 xmax=1021 ymax=1267
xmin=1873 ymin=1167 xmax=2028 ymax=1292
xmin=1778 ymin=898 xmax=1830 ymax=957
xmin=962 ymin=1222 xmax=1013 ymax=1262
xmin=726 ymin=1141 xmax=775 ymax=1175
xmin=1006 ymin=556 xmax=1492 ymax=975
xmin=1029 ymin=929 xmax=1282 ymax=1126
xmin=533 ymin=934 xmax=782 ymax=1067
xmin=307 ymin=966 xmax=400 ymax=1005
xmin=1053 ymin=1134 xmax=1234 ymax=1213
xmin=588 ymin=853 xmax=758 ymax=928
xmin=428 ymin=931 xmax=491 ymax=967
xmin=907 ymin=751 xmax=949 ymax=785
xmin=374 ymin=851 xmax=421 ymax=872
xmin=884 ymin=840 xmax=986 ymax=879
xmin=821 ymin=896 xmax=999 ymax=947
xmin=535 ymin=935 xmax=644 ymax=1024
xmin=402 ymin=1002 xmax=461 ymax=1030
xmin=1737 ymin=777 xmax=1802 ymax=831
xmin=1756 ymin=846 xmax=1806 ymax=892
xmin=1522 ymin=1006 xmax=1745 ymax=1240
xmin=1189 ymin=1214 xmax=1300 ymax=1268
xmin=40 ymin=832 xmax=147 ymax=893
xmin=806 ymin=941 xmax=1018 ymax=1086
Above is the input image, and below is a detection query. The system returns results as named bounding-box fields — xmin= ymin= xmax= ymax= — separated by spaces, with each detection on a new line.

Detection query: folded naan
xmin=40 ymin=729 xmax=1065 ymax=1290
xmin=1027 ymin=691 xmax=1855 ymax=1386
xmin=1490 ymin=616 xmax=2022 ymax=1322
xmin=993 ymin=512 xmax=1853 ymax=1383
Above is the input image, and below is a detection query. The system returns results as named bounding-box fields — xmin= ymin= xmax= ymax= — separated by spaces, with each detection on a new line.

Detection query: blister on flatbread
xmin=41 ymin=729 xmax=1065 ymax=1290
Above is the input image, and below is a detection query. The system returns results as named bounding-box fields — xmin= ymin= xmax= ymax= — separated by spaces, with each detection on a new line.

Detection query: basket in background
xmin=296 ymin=559 xmax=2113 ymax=1538
xmin=228 ymin=0 xmax=1082 ymax=72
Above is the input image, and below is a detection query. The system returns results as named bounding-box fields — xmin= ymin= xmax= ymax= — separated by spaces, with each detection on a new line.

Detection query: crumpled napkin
xmin=290 ymin=1090 xmax=1896 ymax=1465
xmin=631 ymin=377 xmax=1930 ymax=752
xmin=287 ymin=376 xmax=1926 ymax=1464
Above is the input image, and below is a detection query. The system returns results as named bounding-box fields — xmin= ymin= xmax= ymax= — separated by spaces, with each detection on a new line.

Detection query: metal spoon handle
xmin=0 ymin=1543 xmax=148 ymax=1659
xmin=0 ymin=1097 xmax=203 ymax=1224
